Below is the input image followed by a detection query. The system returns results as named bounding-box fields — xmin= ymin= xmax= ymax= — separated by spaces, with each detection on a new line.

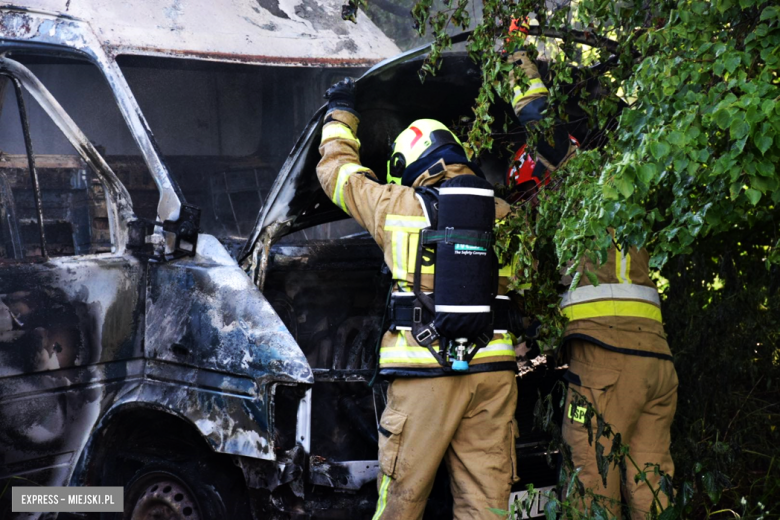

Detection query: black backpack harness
xmin=387 ymin=174 xmax=516 ymax=371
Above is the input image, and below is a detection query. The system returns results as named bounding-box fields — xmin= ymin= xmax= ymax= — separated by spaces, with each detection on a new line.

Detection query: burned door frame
xmin=0 ymin=55 xmax=147 ymax=492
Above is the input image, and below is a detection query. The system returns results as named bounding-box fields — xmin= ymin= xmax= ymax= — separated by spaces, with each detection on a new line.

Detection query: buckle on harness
xmin=416 ymin=329 xmax=432 ymax=343
xmin=413 ymin=307 xmax=422 ymax=323
xmin=415 ymin=324 xmax=439 ymax=345
xmin=444 ymin=227 xmax=454 ymax=244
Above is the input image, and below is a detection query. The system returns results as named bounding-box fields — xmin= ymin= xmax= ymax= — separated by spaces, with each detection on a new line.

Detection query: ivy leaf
xmin=702 ymin=472 xmax=722 ymax=504
xmin=650 ymin=141 xmax=671 ymax=161
xmin=729 ymin=119 xmax=750 ymax=140
xmin=603 ymin=182 xmax=619 ymax=200
xmin=760 ymin=5 xmax=779 ymax=21
xmin=638 ymin=163 xmax=658 ymax=184
xmin=724 ymin=54 xmax=741 ymax=74
xmin=754 ymin=134 xmax=773 ymax=155
xmin=615 ymin=177 xmax=635 ymax=198
xmin=745 ymin=188 xmax=762 ymax=205
xmin=756 ymin=160 xmax=775 ymax=177
xmin=713 ymin=109 xmax=731 ymax=129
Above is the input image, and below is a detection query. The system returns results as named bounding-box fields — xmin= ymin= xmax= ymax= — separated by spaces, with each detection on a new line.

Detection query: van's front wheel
xmin=125 ymin=469 xmax=203 ymax=520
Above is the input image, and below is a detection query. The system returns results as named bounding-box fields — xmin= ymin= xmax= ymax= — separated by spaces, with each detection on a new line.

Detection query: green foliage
xmin=355 ymin=0 xmax=780 ymax=515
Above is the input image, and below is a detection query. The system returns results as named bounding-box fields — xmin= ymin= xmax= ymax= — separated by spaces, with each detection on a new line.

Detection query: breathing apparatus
xmin=385 ymin=120 xmax=505 ymax=372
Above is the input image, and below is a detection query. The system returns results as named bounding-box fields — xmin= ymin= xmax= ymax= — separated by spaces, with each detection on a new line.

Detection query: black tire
xmin=123 ymin=460 xmax=227 ymax=520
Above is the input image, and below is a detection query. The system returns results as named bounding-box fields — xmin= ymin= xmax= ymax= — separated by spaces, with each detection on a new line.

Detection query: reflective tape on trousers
xmin=560 ymin=283 xmax=661 ymax=308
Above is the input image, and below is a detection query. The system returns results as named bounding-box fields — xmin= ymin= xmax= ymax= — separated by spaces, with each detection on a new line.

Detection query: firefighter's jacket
xmin=510 ymin=59 xmax=671 ymax=360
xmin=561 ymin=247 xmax=671 ymax=359
xmin=317 ymin=109 xmax=518 ymax=376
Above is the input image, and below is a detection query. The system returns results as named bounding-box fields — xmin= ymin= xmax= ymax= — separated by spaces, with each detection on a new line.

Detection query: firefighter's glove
xmin=324 ymin=77 xmax=357 ymax=114
xmin=501 ymin=17 xmax=530 ymax=56
xmin=508 ymin=17 xmax=531 ymax=45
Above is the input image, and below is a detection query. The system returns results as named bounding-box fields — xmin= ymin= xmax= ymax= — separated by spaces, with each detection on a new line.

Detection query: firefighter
xmin=318 ymin=79 xmax=521 ymax=520
xmin=507 ymin=29 xmax=678 ymax=520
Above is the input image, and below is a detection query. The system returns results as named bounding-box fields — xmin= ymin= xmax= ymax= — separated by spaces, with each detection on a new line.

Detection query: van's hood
xmin=241 ymin=36 xmax=609 ymax=261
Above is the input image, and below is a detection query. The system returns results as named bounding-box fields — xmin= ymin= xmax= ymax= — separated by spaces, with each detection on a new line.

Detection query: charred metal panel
xmin=10 ymin=0 xmax=400 ymax=66
xmin=309 ymin=459 xmax=379 ymax=491
xmin=0 ymin=254 xmax=144 ymax=491
xmin=144 ymin=234 xmax=312 ymax=460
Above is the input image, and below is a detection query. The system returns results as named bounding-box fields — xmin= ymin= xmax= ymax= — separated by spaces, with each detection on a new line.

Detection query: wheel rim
xmin=130 ymin=478 xmax=200 ymax=520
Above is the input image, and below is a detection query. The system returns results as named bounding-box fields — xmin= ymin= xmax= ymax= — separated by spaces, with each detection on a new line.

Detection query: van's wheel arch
xmin=90 ymin=409 xmax=250 ymax=519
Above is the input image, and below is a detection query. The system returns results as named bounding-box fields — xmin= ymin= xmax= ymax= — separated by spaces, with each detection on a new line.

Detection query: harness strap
xmin=420 ymin=228 xmax=494 ymax=248
xmin=411 ymin=227 xmax=447 ymax=368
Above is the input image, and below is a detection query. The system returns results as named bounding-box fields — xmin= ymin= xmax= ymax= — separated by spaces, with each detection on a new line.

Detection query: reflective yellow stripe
xmin=475 ymin=335 xmax=515 ymax=359
xmin=473 ymin=339 xmax=515 ymax=360
xmin=322 ymin=122 xmax=360 ymax=146
xmin=615 ymin=248 xmax=632 ymax=284
xmin=380 ymin=333 xmax=435 ymax=364
xmin=333 ymin=163 xmax=369 ymax=214
xmin=383 ymin=216 xmax=428 ymax=280
xmin=568 ymin=404 xmax=586 ymax=424
xmin=380 ymin=356 xmax=436 ymax=365
xmin=372 ymin=474 xmax=392 ymax=520
xmin=407 ymin=232 xmax=434 ymax=274
xmin=512 ymin=78 xmax=548 ymax=106
xmin=624 ymin=251 xmax=632 ymax=283
xmin=390 ymin=231 xmax=407 ymax=279
xmin=560 ymin=283 xmax=660 ymax=308
xmin=407 ymin=232 xmax=418 ymax=274
xmin=562 ymin=300 xmax=662 ymax=322
xmin=380 ymin=334 xmax=516 ymax=364
xmin=383 ymin=215 xmax=427 ymax=232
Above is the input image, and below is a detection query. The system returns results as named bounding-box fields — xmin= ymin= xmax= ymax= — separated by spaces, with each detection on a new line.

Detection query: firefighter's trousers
xmin=562 ymin=340 xmax=678 ymax=520
xmin=372 ymin=371 xmax=519 ymax=520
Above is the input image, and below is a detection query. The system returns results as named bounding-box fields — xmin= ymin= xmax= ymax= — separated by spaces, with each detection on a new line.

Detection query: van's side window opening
xmin=0 ymin=73 xmax=112 ymax=259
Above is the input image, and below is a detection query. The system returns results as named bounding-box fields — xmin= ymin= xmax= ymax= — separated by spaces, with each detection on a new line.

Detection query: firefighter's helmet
xmin=387 ymin=119 xmax=464 ymax=185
